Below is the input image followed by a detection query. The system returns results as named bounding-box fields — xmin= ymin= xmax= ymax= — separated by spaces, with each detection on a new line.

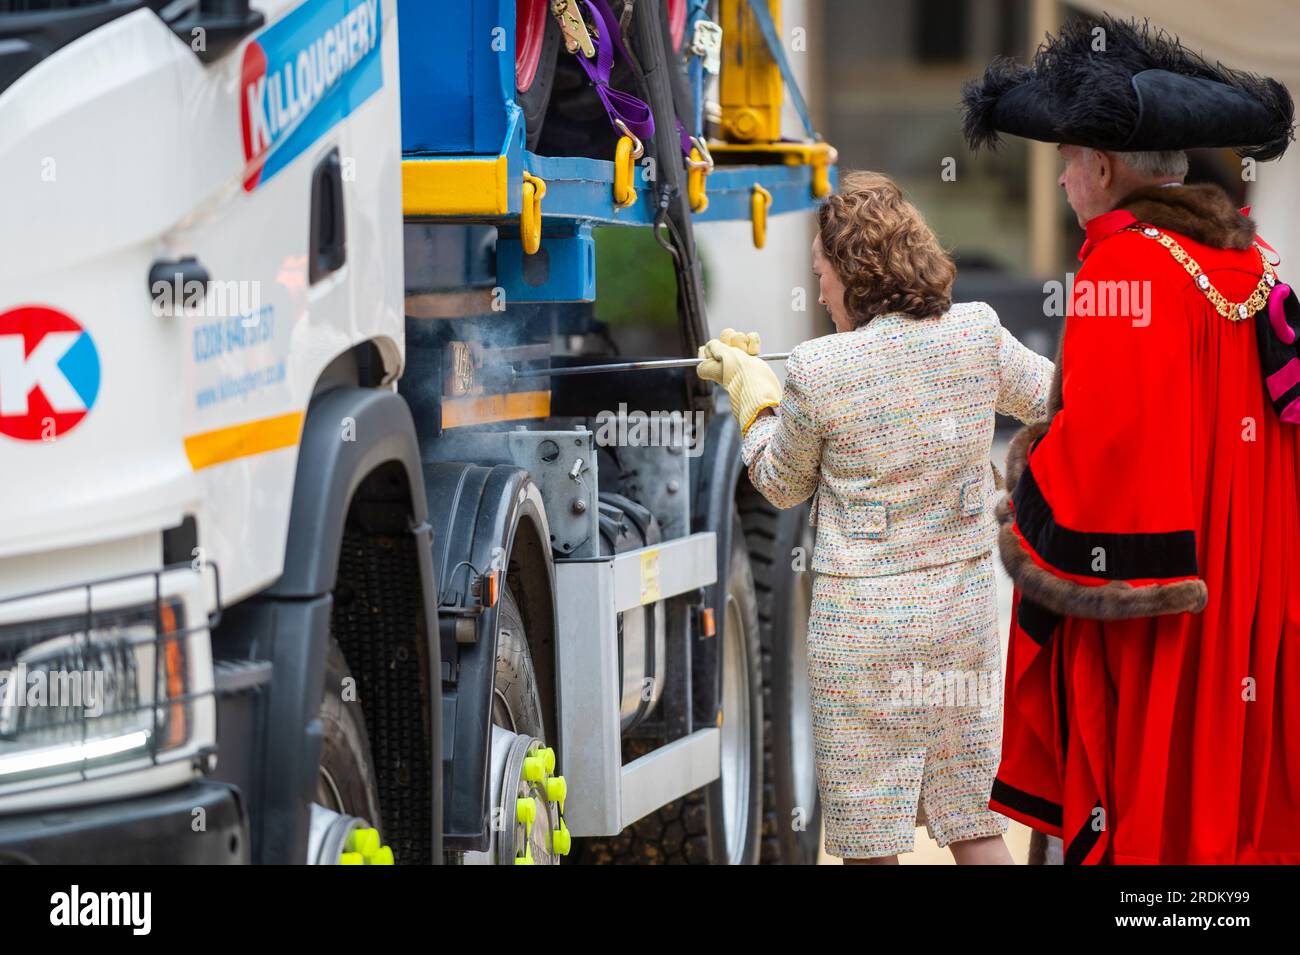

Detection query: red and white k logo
xmin=0 ymin=305 xmax=100 ymax=441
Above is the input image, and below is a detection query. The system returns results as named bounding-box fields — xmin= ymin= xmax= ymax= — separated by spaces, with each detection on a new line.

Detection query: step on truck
xmin=0 ymin=0 xmax=836 ymax=865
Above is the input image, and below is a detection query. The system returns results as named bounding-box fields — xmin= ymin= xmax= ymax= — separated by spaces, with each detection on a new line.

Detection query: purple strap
xmin=576 ymin=0 xmax=654 ymax=142
xmin=674 ymin=115 xmax=694 ymax=158
xmin=575 ymin=0 xmax=693 ymax=157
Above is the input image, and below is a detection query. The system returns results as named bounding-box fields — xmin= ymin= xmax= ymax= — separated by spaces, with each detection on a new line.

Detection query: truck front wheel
xmin=461 ymin=583 xmax=565 ymax=865
xmin=313 ymin=639 xmax=389 ymax=863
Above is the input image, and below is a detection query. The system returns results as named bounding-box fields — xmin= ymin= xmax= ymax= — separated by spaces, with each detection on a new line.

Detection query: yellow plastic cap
xmin=536 ymin=747 xmax=557 ymax=775
xmin=516 ymin=797 xmax=538 ymax=825
xmin=365 ymin=846 xmax=395 ymax=866
xmin=347 ymin=827 xmax=381 ymax=858
xmin=552 ymin=823 xmax=572 ymax=856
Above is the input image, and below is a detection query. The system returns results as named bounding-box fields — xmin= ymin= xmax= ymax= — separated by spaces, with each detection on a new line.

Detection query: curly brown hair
xmin=816 ymin=171 xmax=956 ymax=326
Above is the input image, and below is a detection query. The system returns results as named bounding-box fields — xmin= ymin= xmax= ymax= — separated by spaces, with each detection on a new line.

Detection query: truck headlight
xmin=0 ymin=597 xmax=200 ymax=787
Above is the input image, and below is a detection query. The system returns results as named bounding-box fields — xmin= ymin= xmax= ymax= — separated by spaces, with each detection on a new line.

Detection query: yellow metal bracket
xmin=708 ymin=140 xmax=837 ymax=199
xmin=402 ymin=154 xmax=510 ymax=217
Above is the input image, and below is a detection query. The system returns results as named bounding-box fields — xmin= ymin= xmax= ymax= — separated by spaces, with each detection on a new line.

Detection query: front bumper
xmin=0 ymin=782 xmax=247 ymax=864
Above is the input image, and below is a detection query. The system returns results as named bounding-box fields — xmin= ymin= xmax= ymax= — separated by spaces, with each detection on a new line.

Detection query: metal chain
xmin=1129 ymin=225 xmax=1279 ymax=321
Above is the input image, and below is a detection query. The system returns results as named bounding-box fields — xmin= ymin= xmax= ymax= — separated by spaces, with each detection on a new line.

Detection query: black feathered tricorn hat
xmin=962 ymin=15 xmax=1295 ymax=161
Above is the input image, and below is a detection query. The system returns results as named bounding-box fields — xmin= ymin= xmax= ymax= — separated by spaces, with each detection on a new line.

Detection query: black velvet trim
xmin=990 ymin=778 xmax=1063 ymax=829
xmin=1017 ymin=598 xmax=1061 ymax=647
xmin=1065 ymin=800 xmax=1107 ymax=865
xmin=1011 ymin=464 xmax=1199 ymax=580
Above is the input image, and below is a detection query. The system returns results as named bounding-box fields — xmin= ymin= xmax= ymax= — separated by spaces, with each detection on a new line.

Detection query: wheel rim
xmin=667 ymin=0 xmax=687 ymax=52
xmin=469 ymin=604 xmax=570 ymax=865
xmin=493 ymin=688 xmax=517 ymax=734
xmin=316 ymin=765 xmax=346 ymax=814
xmin=790 ymin=567 xmax=817 ymax=823
xmin=500 ymin=732 xmax=558 ymax=865
xmin=464 ymin=726 xmax=568 ymax=865
xmin=720 ymin=592 xmax=753 ymax=863
xmin=516 ymin=0 xmax=548 ymax=92
xmin=494 ymin=688 xmax=558 ymax=864
xmin=308 ymin=803 xmax=395 ymax=865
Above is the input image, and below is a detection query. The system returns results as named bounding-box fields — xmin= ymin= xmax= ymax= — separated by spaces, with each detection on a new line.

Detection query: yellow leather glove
xmin=696 ymin=328 xmax=782 ymax=434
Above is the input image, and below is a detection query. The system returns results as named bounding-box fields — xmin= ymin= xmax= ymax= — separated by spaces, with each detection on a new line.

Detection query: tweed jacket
xmin=741 ymin=302 xmax=1054 ymax=577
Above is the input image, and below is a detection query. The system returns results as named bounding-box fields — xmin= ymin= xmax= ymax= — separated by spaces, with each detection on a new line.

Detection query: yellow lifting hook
xmin=612 ymin=119 xmax=643 ymax=209
xmin=521 ymin=171 xmax=547 ymax=254
xmin=811 ymin=148 xmax=832 ymax=199
xmin=687 ymin=136 xmax=713 ymax=213
xmin=750 ymin=183 xmax=772 ymax=249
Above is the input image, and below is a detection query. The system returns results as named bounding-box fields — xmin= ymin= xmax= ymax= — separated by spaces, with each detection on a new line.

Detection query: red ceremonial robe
xmin=990 ymin=183 xmax=1300 ymax=864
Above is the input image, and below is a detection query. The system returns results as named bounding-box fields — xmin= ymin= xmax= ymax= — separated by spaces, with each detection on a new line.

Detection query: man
xmin=963 ymin=16 xmax=1299 ymax=863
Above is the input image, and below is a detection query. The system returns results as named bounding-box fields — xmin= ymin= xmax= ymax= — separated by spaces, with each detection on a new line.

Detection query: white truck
xmin=0 ymin=0 xmax=831 ymax=864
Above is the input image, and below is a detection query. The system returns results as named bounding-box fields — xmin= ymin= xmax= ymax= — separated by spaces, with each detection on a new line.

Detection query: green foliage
xmin=592 ymin=227 xmax=680 ymax=328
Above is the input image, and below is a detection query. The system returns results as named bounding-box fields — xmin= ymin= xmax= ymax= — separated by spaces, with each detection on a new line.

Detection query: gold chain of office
xmin=1128 ymin=225 xmax=1279 ymax=321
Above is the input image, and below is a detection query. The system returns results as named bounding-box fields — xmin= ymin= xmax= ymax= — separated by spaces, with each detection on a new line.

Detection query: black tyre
xmin=737 ymin=482 xmax=822 ymax=864
xmin=574 ymin=514 xmax=764 ymax=863
xmin=516 ymin=0 xmax=561 ymax=151
xmin=315 ymin=639 xmax=384 ymax=847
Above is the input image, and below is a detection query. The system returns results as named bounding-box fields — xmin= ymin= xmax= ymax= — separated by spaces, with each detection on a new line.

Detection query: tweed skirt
xmin=807 ymin=551 xmax=1009 ymax=858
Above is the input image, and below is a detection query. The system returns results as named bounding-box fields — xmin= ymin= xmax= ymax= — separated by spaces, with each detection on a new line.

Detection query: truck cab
xmin=0 ymin=0 xmax=831 ymax=865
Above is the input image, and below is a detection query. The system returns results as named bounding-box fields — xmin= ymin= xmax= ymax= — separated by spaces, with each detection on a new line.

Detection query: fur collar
xmin=1117 ymin=182 xmax=1256 ymax=250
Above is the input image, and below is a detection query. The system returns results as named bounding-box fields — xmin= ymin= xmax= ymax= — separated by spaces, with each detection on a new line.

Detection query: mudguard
xmin=215 ymin=387 xmax=441 ymax=863
xmin=269 ymin=387 xmax=434 ymax=599
xmin=422 ymin=462 xmax=556 ymax=852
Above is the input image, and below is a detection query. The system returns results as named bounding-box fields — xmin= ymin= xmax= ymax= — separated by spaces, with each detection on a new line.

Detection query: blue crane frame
xmin=396 ymin=0 xmax=837 ymax=301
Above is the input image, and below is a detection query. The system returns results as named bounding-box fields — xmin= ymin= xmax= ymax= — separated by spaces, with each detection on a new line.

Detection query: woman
xmin=697 ymin=171 xmax=1054 ymax=864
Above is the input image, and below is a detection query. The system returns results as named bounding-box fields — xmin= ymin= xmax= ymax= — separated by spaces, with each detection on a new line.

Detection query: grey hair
xmin=1110 ymin=149 xmax=1189 ymax=178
